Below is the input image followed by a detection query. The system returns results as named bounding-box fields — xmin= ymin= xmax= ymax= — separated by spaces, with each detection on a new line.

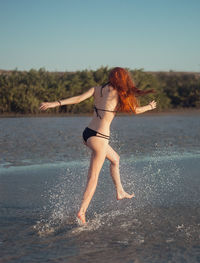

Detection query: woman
xmin=39 ymin=67 xmax=156 ymax=224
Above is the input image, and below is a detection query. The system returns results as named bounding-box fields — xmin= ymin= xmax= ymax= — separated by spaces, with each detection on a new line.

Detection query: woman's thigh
xmin=86 ymin=136 xmax=109 ymax=153
xmin=86 ymin=137 xmax=109 ymax=175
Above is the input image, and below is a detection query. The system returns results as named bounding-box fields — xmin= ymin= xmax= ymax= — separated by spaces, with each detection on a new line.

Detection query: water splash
xmin=34 ymin=164 xmax=88 ymax=236
xmin=118 ymin=144 xmax=182 ymax=209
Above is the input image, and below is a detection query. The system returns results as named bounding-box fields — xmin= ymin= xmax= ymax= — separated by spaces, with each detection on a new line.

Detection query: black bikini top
xmin=94 ymin=82 xmax=117 ymax=119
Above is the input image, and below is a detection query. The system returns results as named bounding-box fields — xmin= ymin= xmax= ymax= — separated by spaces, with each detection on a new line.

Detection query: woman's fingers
xmin=39 ymin=102 xmax=49 ymax=111
xmin=150 ymin=100 xmax=157 ymax=109
xmin=39 ymin=103 xmax=45 ymax=110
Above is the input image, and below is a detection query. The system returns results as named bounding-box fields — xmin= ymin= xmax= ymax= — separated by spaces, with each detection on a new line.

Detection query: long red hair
xmin=108 ymin=67 xmax=154 ymax=113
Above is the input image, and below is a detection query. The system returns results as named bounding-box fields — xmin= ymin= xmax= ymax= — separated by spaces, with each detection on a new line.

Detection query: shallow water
xmin=0 ymin=114 xmax=200 ymax=262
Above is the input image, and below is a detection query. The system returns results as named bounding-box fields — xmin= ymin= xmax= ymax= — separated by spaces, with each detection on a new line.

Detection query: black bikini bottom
xmin=82 ymin=127 xmax=110 ymax=142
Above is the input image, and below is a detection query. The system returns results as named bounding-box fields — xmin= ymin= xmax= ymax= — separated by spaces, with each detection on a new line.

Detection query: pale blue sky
xmin=0 ymin=0 xmax=200 ymax=71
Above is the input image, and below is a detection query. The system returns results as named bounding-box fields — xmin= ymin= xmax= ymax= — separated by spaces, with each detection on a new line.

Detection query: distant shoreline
xmin=0 ymin=108 xmax=199 ymax=118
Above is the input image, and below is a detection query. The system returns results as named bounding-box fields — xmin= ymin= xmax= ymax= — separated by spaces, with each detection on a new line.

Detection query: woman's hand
xmin=39 ymin=101 xmax=58 ymax=111
xmin=149 ymin=100 xmax=157 ymax=110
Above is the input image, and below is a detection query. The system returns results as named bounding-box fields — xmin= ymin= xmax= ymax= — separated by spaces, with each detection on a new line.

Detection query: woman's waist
xmin=87 ymin=120 xmax=111 ymax=136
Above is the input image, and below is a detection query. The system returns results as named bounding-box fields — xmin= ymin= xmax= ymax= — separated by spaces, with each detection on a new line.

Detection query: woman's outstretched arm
xmin=39 ymin=87 xmax=95 ymax=111
xmin=135 ymin=100 xmax=157 ymax=114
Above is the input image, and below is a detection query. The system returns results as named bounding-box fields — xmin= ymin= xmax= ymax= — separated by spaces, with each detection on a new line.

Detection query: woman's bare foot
xmin=77 ymin=211 xmax=86 ymax=225
xmin=117 ymin=190 xmax=135 ymax=200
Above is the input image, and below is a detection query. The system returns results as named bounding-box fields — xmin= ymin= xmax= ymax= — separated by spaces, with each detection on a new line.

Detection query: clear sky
xmin=0 ymin=0 xmax=200 ymax=72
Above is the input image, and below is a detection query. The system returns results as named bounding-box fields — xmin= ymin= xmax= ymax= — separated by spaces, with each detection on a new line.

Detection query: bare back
xmin=88 ymin=85 xmax=118 ymax=135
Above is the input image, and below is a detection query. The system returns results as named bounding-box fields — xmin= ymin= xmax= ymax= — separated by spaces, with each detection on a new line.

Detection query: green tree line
xmin=0 ymin=67 xmax=199 ymax=114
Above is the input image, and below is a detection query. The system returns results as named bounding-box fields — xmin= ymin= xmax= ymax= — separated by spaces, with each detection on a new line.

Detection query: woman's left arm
xmin=39 ymin=87 xmax=95 ymax=111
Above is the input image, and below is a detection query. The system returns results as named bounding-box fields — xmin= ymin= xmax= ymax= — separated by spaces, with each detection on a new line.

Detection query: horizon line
xmin=0 ymin=68 xmax=200 ymax=74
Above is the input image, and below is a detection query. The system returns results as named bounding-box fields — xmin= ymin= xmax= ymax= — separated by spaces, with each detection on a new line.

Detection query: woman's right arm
xmin=135 ymin=100 xmax=157 ymax=114
xmin=39 ymin=87 xmax=95 ymax=111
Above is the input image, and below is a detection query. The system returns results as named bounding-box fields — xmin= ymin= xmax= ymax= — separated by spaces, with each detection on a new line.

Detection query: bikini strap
xmin=101 ymin=81 xmax=110 ymax=97
xmin=94 ymin=105 xmax=102 ymax=119
xmin=95 ymin=106 xmax=117 ymax=113
xmin=96 ymin=135 xmax=110 ymax=140
xmin=96 ymin=130 xmax=110 ymax=138
xmin=96 ymin=130 xmax=110 ymax=140
xmin=94 ymin=105 xmax=117 ymax=119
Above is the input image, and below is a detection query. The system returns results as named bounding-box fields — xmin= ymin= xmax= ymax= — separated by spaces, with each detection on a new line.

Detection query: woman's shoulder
xmin=94 ymin=84 xmax=118 ymax=97
xmin=107 ymin=85 xmax=118 ymax=95
xmin=107 ymin=84 xmax=115 ymax=91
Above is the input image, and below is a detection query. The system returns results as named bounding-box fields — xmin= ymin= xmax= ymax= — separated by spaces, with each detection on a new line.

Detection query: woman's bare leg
xmin=106 ymin=145 xmax=135 ymax=200
xmin=77 ymin=137 xmax=108 ymax=224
